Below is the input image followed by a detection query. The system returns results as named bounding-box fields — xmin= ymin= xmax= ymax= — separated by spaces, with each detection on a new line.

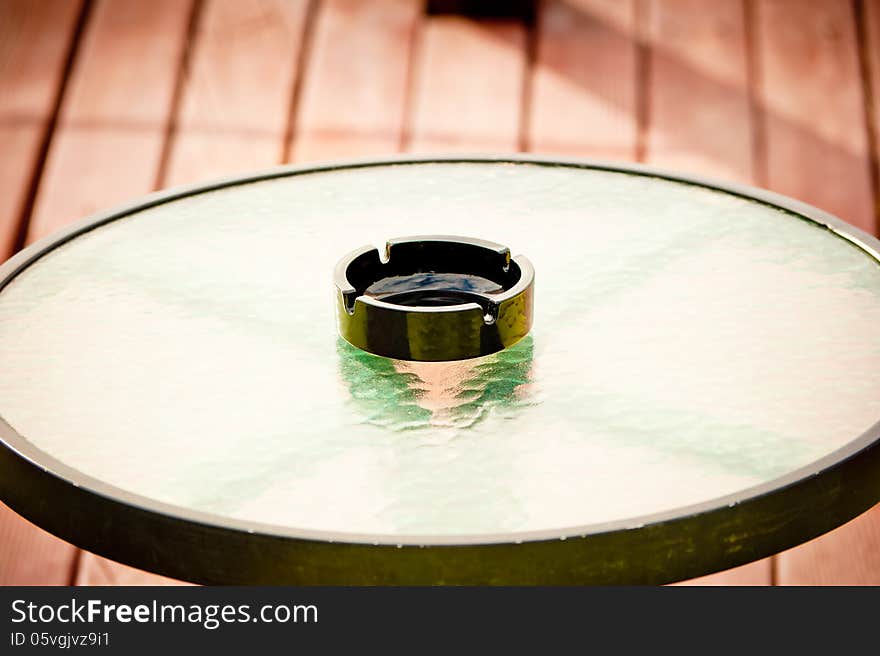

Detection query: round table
xmin=1 ymin=156 xmax=879 ymax=584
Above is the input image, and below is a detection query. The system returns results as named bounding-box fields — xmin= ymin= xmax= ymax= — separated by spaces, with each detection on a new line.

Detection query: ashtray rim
xmin=334 ymin=234 xmax=535 ymax=360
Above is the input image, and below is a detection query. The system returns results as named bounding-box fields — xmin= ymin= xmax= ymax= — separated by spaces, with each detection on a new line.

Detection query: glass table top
xmin=1 ymin=160 xmax=879 ymax=540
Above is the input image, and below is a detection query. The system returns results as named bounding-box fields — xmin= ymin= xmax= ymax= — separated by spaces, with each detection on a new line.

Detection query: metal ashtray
xmin=334 ymin=236 xmax=534 ymax=361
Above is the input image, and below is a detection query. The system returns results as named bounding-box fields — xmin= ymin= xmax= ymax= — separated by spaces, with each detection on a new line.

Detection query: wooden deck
xmin=1 ymin=0 xmax=879 ymax=586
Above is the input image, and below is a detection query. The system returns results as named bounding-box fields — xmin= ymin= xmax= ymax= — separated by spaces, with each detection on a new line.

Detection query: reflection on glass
xmin=337 ymin=335 xmax=536 ymax=433
xmin=336 ymin=336 xmax=537 ymax=532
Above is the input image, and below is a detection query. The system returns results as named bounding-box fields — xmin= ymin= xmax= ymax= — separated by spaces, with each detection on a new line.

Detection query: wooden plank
xmin=166 ymin=0 xmax=311 ymax=187
xmin=291 ymin=0 xmax=421 ymax=161
xmin=754 ymin=0 xmax=874 ymax=234
xmin=0 ymin=0 xmax=83 ymax=259
xmin=6 ymin=0 xmax=193 ymax=585
xmin=776 ymin=508 xmax=880 ymax=585
xmin=771 ymin=0 xmax=880 ymax=587
xmin=644 ymin=0 xmax=752 ymax=183
xmin=76 ymin=0 xmax=312 ymax=585
xmin=528 ymin=0 xmax=768 ymax=584
xmin=0 ymin=504 xmax=80 ymax=586
xmin=407 ymin=13 xmax=527 ymax=152
xmin=75 ymin=558 xmax=187 ymax=587
xmin=27 ymin=0 xmax=194 ymax=242
xmin=0 ymin=0 xmax=84 ymax=586
xmin=754 ymin=0 xmax=879 ymax=584
xmin=643 ymin=0 xmax=770 ymax=586
xmin=409 ymin=1 xmax=762 ymax=584
xmin=863 ymin=0 xmax=880 ymax=236
xmin=80 ymin=0 xmax=417 ymax=585
xmin=529 ymin=0 xmax=638 ymax=159
xmin=676 ymin=561 xmax=772 ymax=586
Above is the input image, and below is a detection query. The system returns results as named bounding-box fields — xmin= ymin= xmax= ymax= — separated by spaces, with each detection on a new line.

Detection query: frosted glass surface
xmin=1 ymin=162 xmax=879 ymax=537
